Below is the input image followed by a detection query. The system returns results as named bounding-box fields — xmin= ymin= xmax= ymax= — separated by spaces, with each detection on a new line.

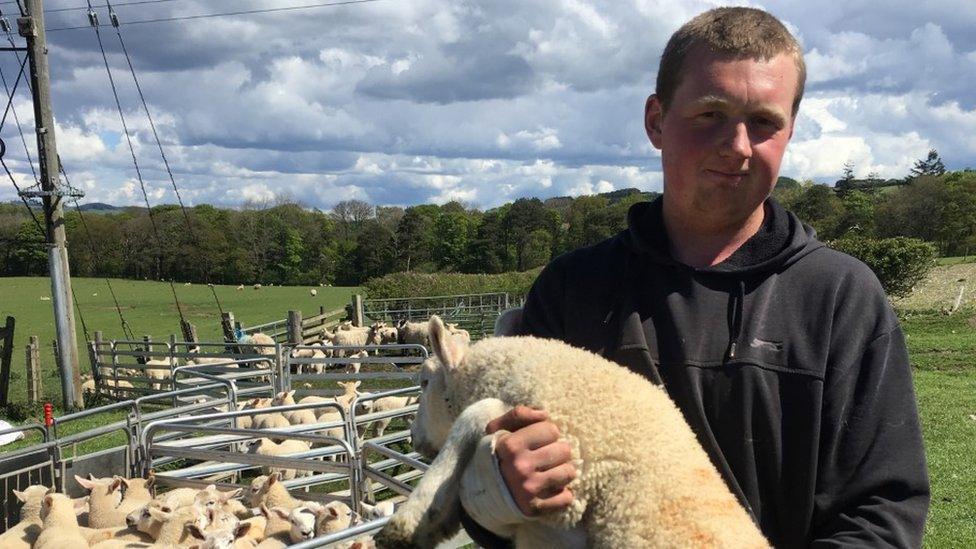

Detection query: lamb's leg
xmin=376 ymin=398 xmax=510 ymax=549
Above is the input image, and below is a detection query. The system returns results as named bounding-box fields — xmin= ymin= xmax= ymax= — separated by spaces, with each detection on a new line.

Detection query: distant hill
xmin=544 ymin=187 xmax=658 ymax=210
xmin=77 ymin=202 xmax=123 ymax=212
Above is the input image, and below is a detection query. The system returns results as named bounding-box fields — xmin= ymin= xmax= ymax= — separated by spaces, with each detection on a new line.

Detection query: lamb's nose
xmin=126 ymin=515 xmax=136 ymax=527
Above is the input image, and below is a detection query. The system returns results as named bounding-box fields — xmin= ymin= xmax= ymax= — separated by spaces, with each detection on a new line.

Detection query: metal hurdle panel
xmin=363 ymin=292 xmax=511 ymax=341
xmin=0 ymin=424 xmax=53 ymax=533
xmin=282 ymin=343 xmax=427 ymax=398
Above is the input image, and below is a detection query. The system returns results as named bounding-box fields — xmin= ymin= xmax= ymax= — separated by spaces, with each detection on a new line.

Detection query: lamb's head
xmin=312 ymin=501 xmax=354 ymax=535
xmin=411 ymin=315 xmax=469 ymax=459
xmin=194 ymin=484 xmax=242 ymax=510
xmin=270 ymin=503 xmax=322 ymax=542
xmin=75 ymin=474 xmax=124 ymax=508
xmin=186 ymin=520 xmax=252 ymax=549
xmin=272 ymin=390 xmax=296 ymax=406
xmin=244 ymin=475 xmax=269 ymax=507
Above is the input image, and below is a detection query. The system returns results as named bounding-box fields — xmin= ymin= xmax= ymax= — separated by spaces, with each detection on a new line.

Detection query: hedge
xmin=829 ymin=236 xmax=937 ymax=299
xmin=364 ymin=269 xmax=543 ymax=300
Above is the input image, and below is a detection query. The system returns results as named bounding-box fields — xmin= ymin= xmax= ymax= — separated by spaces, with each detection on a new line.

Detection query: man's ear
xmin=428 ymin=315 xmax=465 ymax=370
xmin=645 ymin=94 xmax=664 ymax=149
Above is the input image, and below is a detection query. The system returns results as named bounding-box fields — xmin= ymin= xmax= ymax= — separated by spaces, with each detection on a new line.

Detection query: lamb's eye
xmin=420 ymin=379 xmax=428 ymax=389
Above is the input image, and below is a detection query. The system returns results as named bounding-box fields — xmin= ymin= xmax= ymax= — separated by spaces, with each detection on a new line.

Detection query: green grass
xmin=901 ymin=307 xmax=976 ymax=547
xmin=936 ymin=256 xmax=975 ymax=266
xmin=0 ymin=277 xmax=359 ymax=407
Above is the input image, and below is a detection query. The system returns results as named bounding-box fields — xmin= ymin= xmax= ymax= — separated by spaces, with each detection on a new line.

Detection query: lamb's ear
xmin=233 ymin=521 xmax=252 ymax=539
xmin=75 ymin=475 xmax=95 ymax=491
xmin=353 ymin=381 xmax=361 ymax=388
xmin=110 ymin=477 xmax=124 ymax=492
xmin=145 ymin=472 xmax=155 ymax=491
xmin=43 ymin=495 xmax=54 ymax=508
xmin=12 ymin=489 xmax=26 ymax=502
xmin=148 ymin=505 xmax=172 ymax=521
xmin=74 ymin=498 xmax=87 ymax=515
xmin=268 ymin=472 xmax=281 ymax=485
xmin=186 ymin=523 xmax=206 ymax=540
xmin=116 ymin=476 xmax=130 ymax=489
xmin=428 ymin=315 xmax=465 ymax=370
xmin=286 ymin=390 xmax=295 ymax=399
xmin=222 ymin=488 xmax=243 ymax=502
xmin=271 ymin=507 xmax=291 ymax=521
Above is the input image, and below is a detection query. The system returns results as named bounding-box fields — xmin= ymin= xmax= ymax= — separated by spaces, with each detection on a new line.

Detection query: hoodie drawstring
xmin=727 ymin=279 xmax=745 ymax=360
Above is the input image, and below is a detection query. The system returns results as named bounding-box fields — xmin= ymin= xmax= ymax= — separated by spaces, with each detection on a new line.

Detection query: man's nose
xmin=720 ymin=121 xmax=752 ymax=159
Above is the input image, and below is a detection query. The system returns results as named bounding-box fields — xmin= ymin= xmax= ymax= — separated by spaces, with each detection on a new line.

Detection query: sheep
xmin=233 ymin=397 xmax=271 ymax=430
xmin=244 ymin=473 xmax=303 ymax=510
xmin=396 ymin=320 xmax=429 ymax=346
xmin=184 ymin=518 xmax=254 ymax=549
xmin=345 ymin=349 xmax=370 ymax=374
xmin=252 ymin=505 xmax=293 ymax=548
xmin=368 ymin=394 xmax=418 ymax=438
xmin=246 ymin=438 xmax=313 ymax=480
xmin=0 ymin=486 xmax=50 ymax=549
xmin=254 ymin=284 xmax=262 ymax=290
xmin=80 ymin=373 xmax=96 ymax=394
xmin=194 ymin=485 xmax=250 ymax=519
xmin=368 ymin=326 xmax=398 ymax=346
xmin=75 ymin=474 xmax=127 ymax=528
xmin=252 ymin=410 xmax=291 ymax=438
xmin=267 ymin=504 xmax=320 ymax=543
xmin=310 ymin=289 xmax=317 ymax=297
xmin=237 ymin=285 xmax=245 ymax=291
xmin=359 ymin=500 xmax=396 ymax=521
xmin=33 ymin=493 xmax=96 ymax=549
xmin=374 ymin=316 xmax=769 ymax=548
xmin=331 ymin=326 xmax=373 ymax=354
xmin=119 ymin=474 xmax=155 ymax=504
xmin=334 ymin=380 xmax=363 ymax=412
xmin=445 ymin=323 xmax=471 ymax=344
xmin=271 ymin=391 xmax=318 ymax=426
xmin=143 ymin=359 xmax=175 ymax=391
xmin=312 ymin=501 xmax=354 ymax=535
xmin=128 ymin=497 xmax=209 ymax=546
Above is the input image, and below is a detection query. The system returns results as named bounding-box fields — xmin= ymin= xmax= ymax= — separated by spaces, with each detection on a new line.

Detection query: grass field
xmin=0 ymin=277 xmax=359 ymax=406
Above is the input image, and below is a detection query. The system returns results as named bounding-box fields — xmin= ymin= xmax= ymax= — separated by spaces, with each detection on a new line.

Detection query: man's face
xmin=645 ymin=47 xmax=798 ymax=230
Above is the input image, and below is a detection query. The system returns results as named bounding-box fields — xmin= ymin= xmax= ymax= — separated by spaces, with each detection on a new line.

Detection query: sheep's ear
xmin=45 ymin=487 xmax=56 ymax=495
xmin=116 ymin=476 xmax=130 ymax=489
xmin=233 ymin=521 xmax=252 ymax=539
xmin=305 ymin=501 xmax=324 ymax=514
xmin=268 ymin=472 xmax=281 ymax=485
xmin=287 ymin=390 xmax=295 ymax=399
xmin=222 ymin=488 xmax=242 ymax=502
xmin=259 ymin=504 xmax=271 ymax=519
xmin=75 ymin=475 xmax=95 ymax=490
xmin=186 ymin=523 xmax=206 ymax=540
xmin=73 ymin=498 xmax=87 ymax=515
xmin=428 ymin=315 xmax=465 ymax=370
xmin=145 ymin=473 xmax=155 ymax=490
xmin=353 ymin=381 xmax=361 ymax=388
xmin=43 ymin=495 xmax=54 ymax=508
xmin=148 ymin=505 xmax=172 ymax=521
xmin=110 ymin=478 xmax=124 ymax=492
xmin=271 ymin=507 xmax=291 ymax=521
xmin=12 ymin=489 xmax=26 ymax=502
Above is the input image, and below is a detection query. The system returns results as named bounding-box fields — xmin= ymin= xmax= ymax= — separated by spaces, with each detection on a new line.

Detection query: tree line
xmin=0 ymin=152 xmax=971 ymax=286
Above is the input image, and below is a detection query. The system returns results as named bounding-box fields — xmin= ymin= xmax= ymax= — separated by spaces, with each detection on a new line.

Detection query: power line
xmin=46 ymin=0 xmax=184 ymax=14
xmin=47 ymin=0 xmax=384 ymax=31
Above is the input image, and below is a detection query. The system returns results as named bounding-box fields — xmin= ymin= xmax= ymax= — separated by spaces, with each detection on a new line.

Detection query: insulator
xmin=88 ymin=9 xmax=99 ymax=28
xmin=0 ymin=18 xmax=10 ymax=33
xmin=110 ymin=11 xmax=120 ymax=28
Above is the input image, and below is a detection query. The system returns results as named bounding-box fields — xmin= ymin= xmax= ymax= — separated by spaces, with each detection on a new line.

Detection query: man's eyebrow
xmin=690 ymin=95 xmax=789 ymax=126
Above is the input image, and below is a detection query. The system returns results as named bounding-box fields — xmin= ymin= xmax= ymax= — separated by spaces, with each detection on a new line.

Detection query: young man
xmin=462 ymin=7 xmax=930 ymax=548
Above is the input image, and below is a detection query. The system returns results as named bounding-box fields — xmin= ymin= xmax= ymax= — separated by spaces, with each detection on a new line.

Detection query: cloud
xmin=0 ymin=0 xmax=968 ymax=212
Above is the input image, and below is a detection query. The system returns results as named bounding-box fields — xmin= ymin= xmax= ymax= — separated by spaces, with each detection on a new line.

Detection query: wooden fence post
xmin=221 ymin=312 xmax=237 ymax=342
xmin=26 ymin=336 xmax=42 ymax=404
xmin=352 ymin=295 xmax=364 ymax=327
xmin=141 ymin=335 xmax=152 ymax=365
xmin=0 ymin=316 xmax=14 ymax=406
xmin=92 ymin=331 xmax=103 ymax=380
xmin=287 ymin=310 xmax=303 ymax=345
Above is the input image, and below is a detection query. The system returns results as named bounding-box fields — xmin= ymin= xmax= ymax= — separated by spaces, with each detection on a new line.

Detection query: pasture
xmin=0 ymin=277 xmax=359 ymax=406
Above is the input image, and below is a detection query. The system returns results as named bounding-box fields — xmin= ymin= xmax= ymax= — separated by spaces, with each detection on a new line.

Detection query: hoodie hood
xmin=625 ymin=196 xmax=823 ymax=275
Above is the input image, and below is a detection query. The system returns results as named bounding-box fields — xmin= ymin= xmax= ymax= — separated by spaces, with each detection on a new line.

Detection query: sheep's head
xmin=186 ymin=520 xmax=251 ymax=549
xmin=312 ymin=501 xmax=353 ymax=535
xmin=411 ymin=315 xmax=468 ymax=459
xmin=75 ymin=474 xmax=124 ymax=507
xmin=194 ymin=484 xmax=242 ymax=510
xmin=272 ymin=390 xmax=296 ymax=406
xmin=270 ymin=504 xmax=321 ymax=542
xmin=244 ymin=475 xmax=269 ymax=508
xmin=337 ymin=380 xmax=362 ymax=395
xmin=127 ymin=497 xmax=177 ymax=532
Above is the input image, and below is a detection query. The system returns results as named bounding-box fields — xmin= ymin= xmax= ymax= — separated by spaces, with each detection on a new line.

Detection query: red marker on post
xmin=43 ymin=403 xmax=53 ymax=427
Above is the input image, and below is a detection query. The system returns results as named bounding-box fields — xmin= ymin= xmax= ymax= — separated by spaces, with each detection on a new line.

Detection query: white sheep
xmin=254 ymin=284 xmax=262 ymax=290
xmin=194 ymin=485 xmax=250 ymax=519
xmin=0 ymin=486 xmax=50 ymax=549
xmin=237 ymin=284 xmax=245 ymax=291
xmin=127 ymin=497 xmax=209 ymax=546
xmin=310 ymin=289 xmax=318 ymax=297
xmin=143 ymin=358 xmax=175 ymax=391
xmin=368 ymin=394 xmax=418 ymax=438
xmin=244 ymin=473 xmax=303 ymax=511
xmin=375 ymin=316 xmax=768 ymax=548
xmin=396 ymin=320 xmax=429 ymax=346
xmin=271 ymin=391 xmax=318 ymax=426
xmin=185 ymin=519 xmax=254 ymax=549
xmin=445 ymin=323 xmax=471 ymax=344
xmin=236 ymin=397 xmax=271 ymax=430
xmin=33 ymin=493 xmax=98 ymax=549
xmin=246 ymin=438 xmax=313 ymax=480
xmin=368 ymin=326 xmax=398 ymax=346
xmin=74 ymin=474 xmax=128 ymax=528
xmin=360 ymin=500 xmax=396 ymax=520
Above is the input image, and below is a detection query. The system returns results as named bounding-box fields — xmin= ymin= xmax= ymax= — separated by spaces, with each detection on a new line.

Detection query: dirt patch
xmin=895 ymin=262 xmax=976 ymax=311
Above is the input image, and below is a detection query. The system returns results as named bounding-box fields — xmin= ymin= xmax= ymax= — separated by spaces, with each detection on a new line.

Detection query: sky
xmin=0 ymin=0 xmax=973 ymax=211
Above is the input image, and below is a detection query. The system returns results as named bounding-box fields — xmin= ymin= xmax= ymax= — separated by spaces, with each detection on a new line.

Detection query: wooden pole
xmin=287 ymin=310 xmax=302 ymax=345
xmin=21 ymin=0 xmax=83 ymax=408
xmin=352 ymin=295 xmax=364 ymax=327
xmin=0 ymin=316 xmax=14 ymax=406
xmin=26 ymin=336 xmax=42 ymax=404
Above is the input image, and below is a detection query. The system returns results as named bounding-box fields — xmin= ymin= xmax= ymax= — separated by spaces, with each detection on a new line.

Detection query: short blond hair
xmin=656 ymin=7 xmax=806 ymax=116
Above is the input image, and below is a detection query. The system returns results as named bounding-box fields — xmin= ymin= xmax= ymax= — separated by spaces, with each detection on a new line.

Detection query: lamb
xmin=368 ymin=394 xmax=418 ymax=438
xmin=194 ymin=485 xmax=250 ymax=519
xmin=375 ymin=316 xmax=768 ymax=548
xmin=244 ymin=473 xmax=303 ymax=510
xmin=33 ymin=493 xmax=97 ymax=549
xmin=396 ymin=320 xmax=429 ymax=346
xmin=242 ymin=332 xmax=276 ymax=356
xmin=252 ymin=410 xmax=291 ymax=435
xmin=333 ymin=380 xmax=363 ymax=412
xmin=0 ymin=486 xmax=50 ymax=549
xmin=268 ymin=500 xmax=354 ymax=543
xmin=312 ymin=501 xmax=354 ymax=535
xmin=271 ymin=391 xmax=317 ymax=425
xmin=237 ymin=284 xmax=245 ymax=291
xmin=185 ymin=519 xmax=253 ymax=549
xmin=237 ymin=397 xmax=272 ymax=430
xmin=359 ymin=500 xmax=396 ymax=520
xmin=345 ymin=349 xmax=370 ymax=374
xmin=128 ymin=497 xmax=209 ymax=546
xmin=143 ymin=359 xmax=175 ymax=391
xmin=444 ymin=323 xmax=471 ymax=344
xmin=246 ymin=438 xmax=313 ymax=480
xmin=368 ymin=326 xmax=398 ymax=346
xmin=75 ymin=474 xmax=129 ymax=528
xmin=309 ymin=289 xmax=317 ymax=297
xmin=331 ymin=325 xmax=373 ymax=353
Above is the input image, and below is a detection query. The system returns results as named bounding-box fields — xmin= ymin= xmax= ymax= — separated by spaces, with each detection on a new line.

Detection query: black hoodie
xmin=507 ymin=197 xmax=929 ymax=547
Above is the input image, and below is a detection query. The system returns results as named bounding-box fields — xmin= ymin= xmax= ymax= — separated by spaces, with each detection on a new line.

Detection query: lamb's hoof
xmin=374 ymin=523 xmax=421 ymax=549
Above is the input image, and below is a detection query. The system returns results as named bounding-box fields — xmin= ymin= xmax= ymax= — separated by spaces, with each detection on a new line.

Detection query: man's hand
xmin=487 ymin=406 xmax=576 ymax=516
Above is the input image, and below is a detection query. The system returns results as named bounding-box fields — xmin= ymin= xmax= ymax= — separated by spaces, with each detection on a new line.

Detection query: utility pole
xmin=19 ymin=0 xmax=84 ymax=409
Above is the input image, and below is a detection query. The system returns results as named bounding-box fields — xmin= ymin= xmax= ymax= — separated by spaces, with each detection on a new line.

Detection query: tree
xmin=910 ymin=149 xmax=946 ymax=178
xmin=789 ymin=184 xmax=844 ymax=239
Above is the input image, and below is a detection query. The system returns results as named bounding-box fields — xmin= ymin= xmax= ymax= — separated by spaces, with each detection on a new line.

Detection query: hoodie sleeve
xmin=811 ymin=324 xmax=930 ymax=547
